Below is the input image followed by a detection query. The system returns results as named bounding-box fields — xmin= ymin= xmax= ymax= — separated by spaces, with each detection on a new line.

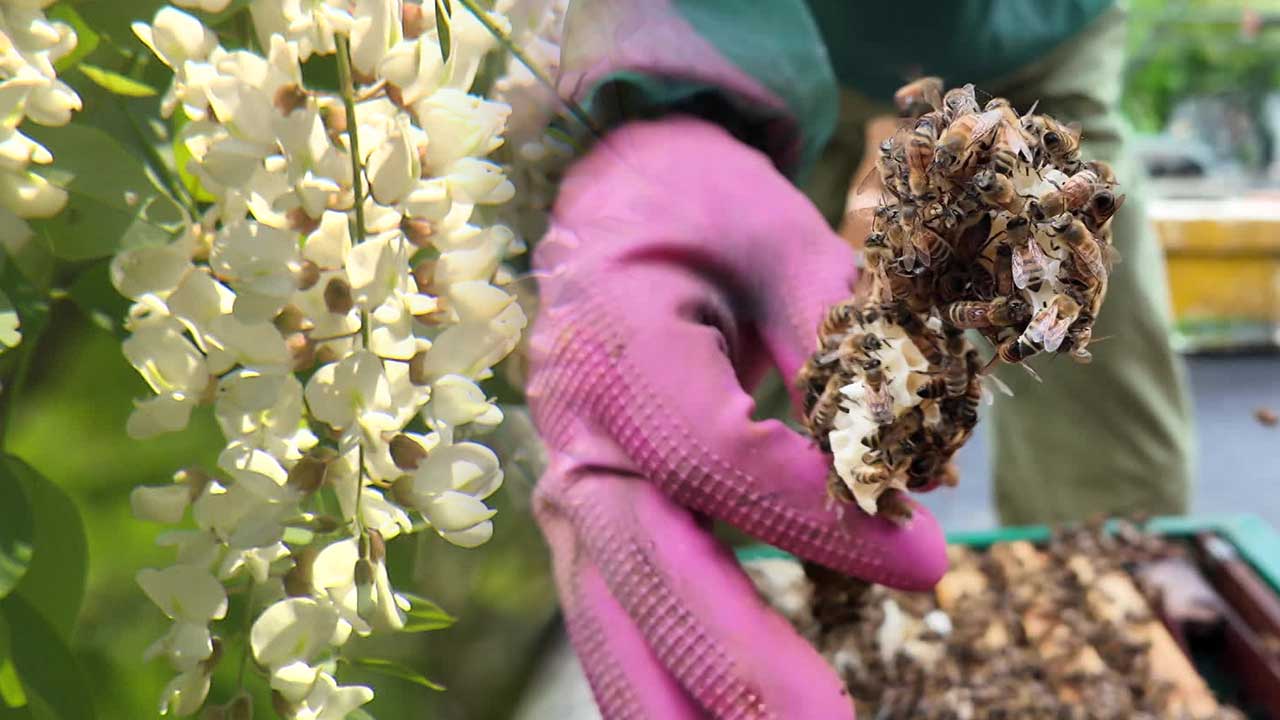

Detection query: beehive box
xmin=742 ymin=515 xmax=1280 ymax=719
xmin=1150 ymin=199 xmax=1280 ymax=351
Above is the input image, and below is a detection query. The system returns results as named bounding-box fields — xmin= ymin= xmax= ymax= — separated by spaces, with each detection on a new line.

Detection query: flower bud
xmin=288 ymin=208 xmax=321 ymax=237
xmin=201 ymin=636 xmax=224 ymax=674
xmin=409 ymin=350 xmax=430 ymax=386
xmin=364 ymin=529 xmax=386 ymax=565
xmin=389 ymin=433 xmax=428 ymax=470
xmin=314 ymin=343 xmax=342 ymax=365
xmin=321 ymin=102 xmax=347 ymax=138
xmin=323 ymin=277 xmax=354 ymax=314
xmin=274 ymin=304 xmax=314 ymax=333
xmin=271 ymin=691 xmax=296 ymax=719
xmin=226 ymin=694 xmax=252 ymax=720
xmin=402 ymin=2 xmax=427 ymax=38
xmin=286 ymin=332 xmax=315 ymax=372
xmin=354 ymin=557 xmax=376 ymax=622
xmin=175 ymin=467 xmax=213 ymax=503
xmin=403 ymin=218 xmax=434 ymax=248
xmin=287 ymin=453 xmax=329 ymax=494
xmin=391 ymin=475 xmax=416 ymax=508
xmin=273 ymin=83 xmax=309 ymax=116
xmin=284 ymin=546 xmax=317 ymax=598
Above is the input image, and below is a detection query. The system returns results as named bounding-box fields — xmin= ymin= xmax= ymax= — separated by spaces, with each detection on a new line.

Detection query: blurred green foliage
xmin=0 ymin=1 xmax=558 ymax=718
xmin=1124 ymin=0 xmax=1280 ymax=137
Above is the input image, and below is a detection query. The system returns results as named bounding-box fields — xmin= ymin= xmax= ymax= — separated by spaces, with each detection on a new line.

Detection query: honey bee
xmin=1047 ymin=213 xmax=1107 ymax=287
xmin=807 ymin=373 xmax=847 ymax=443
xmin=1065 ymin=322 xmax=1093 ymax=363
xmin=907 ymin=115 xmax=941 ymax=195
xmin=1084 ymin=159 xmax=1117 ymax=185
xmin=862 ymin=358 xmax=895 ymax=424
xmin=985 ymin=335 xmax=1040 ymax=371
xmin=1082 ymin=188 xmax=1125 ymax=231
xmin=819 ymin=298 xmax=859 ymax=339
xmin=838 ymin=330 xmax=884 ymax=363
xmin=1035 ymin=168 xmax=1099 ymax=219
xmin=1037 ymin=117 xmax=1082 ymax=169
xmin=993 ymin=244 xmax=1015 ymax=297
xmin=910 ymin=225 xmax=952 ymax=269
xmin=1022 ymin=295 xmax=1080 ymax=353
xmin=944 ymin=297 xmax=1030 ymax=329
xmin=1009 ymin=230 xmax=1049 ymax=292
xmin=942 ymin=83 xmax=979 ymax=121
xmin=972 ymin=169 xmax=1027 ymax=214
xmin=894 ymin=76 xmax=943 ymax=117
xmin=852 ymin=463 xmax=891 ymax=485
xmin=827 ymin=468 xmax=854 ymax=504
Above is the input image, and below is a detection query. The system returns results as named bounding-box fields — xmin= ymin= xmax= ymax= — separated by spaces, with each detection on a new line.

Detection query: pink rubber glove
xmin=528 ymin=117 xmax=948 ymax=719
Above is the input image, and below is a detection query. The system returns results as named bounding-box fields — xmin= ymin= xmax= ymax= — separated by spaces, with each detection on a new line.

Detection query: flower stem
xmin=336 ymin=33 xmax=370 ymax=534
xmin=237 ymin=580 xmax=256 ymax=690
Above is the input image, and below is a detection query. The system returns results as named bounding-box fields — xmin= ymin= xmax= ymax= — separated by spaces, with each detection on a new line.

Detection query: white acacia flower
xmin=128 ymin=2 xmax=526 ymax=714
xmin=250 ymin=596 xmax=344 ymax=670
xmin=123 ymin=322 xmax=211 ymax=438
xmin=138 ymin=564 xmax=229 ymax=624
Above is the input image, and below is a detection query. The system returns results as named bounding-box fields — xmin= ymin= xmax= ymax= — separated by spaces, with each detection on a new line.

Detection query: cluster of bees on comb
xmin=747 ymin=521 xmax=1246 ymax=719
xmin=798 ymin=77 xmax=1123 ymax=521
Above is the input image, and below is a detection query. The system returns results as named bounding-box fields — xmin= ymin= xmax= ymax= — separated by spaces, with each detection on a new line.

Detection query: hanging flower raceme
xmin=0 ymin=0 xmax=82 ymax=232
xmin=119 ymin=2 xmax=526 ymax=716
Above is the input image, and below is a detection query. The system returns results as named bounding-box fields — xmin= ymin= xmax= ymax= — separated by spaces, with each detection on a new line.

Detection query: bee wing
xmin=970 ymin=109 xmax=1005 ymax=145
xmin=1102 ymin=242 xmax=1123 ymax=270
xmin=1041 ymin=315 xmax=1073 ymax=353
xmin=1011 ymin=246 xmax=1031 ymax=289
xmin=998 ymin=123 xmax=1033 ymax=162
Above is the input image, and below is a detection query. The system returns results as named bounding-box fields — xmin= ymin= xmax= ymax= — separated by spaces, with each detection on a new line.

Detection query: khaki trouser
xmin=803 ymin=8 xmax=1194 ymax=524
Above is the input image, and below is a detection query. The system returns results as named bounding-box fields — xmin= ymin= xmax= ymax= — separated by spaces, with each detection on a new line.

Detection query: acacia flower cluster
xmin=116 ymin=1 xmax=525 ymax=715
xmin=0 ymin=0 xmax=82 ymax=236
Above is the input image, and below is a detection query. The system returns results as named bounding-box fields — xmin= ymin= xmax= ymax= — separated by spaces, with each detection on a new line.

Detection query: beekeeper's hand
xmin=527 ymin=117 xmax=948 ymax=719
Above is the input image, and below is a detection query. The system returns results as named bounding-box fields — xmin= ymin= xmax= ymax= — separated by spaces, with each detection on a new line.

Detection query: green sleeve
xmin=558 ymin=0 xmax=838 ymax=181
xmin=805 ymin=0 xmax=1116 ymax=101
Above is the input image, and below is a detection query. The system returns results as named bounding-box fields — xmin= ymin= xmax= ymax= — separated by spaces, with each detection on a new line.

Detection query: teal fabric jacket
xmin=559 ymin=0 xmax=1113 ymax=180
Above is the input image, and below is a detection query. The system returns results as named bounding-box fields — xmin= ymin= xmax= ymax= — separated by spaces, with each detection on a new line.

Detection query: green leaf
xmin=345 ymin=657 xmax=445 ymax=691
xmin=0 ymin=476 xmax=32 ymax=600
xmin=434 ymin=0 xmax=452 ymax=63
xmin=398 ymin=592 xmax=455 ymax=632
xmin=171 ymin=115 xmax=215 ymax=204
xmin=4 ymin=457 xmax=88 ymax=639
xmin=25 ymin=123 xmax=184 ymax=260
xmin=65 ymin=261 xmax=130 ymax=338
xmin=0 ymin=291 xmax=21 ymax=355
xmin=0 ymin=656 xmax=26 ymax=711
xmin=0 ymin=595 xmax=95 ymax=720
xmin=47 ymin=6 xmax=100 ymax=73
xmin=76 ymin=65 xmax=157 ymax=98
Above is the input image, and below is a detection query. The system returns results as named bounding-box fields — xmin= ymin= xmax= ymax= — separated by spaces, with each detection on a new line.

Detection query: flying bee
xmin=862 ymin=357 xmax=895 ymax=424
xmin=972 ymin=169 xmax=1027 ymax=214
xmin=894 ymin=76 xmax=943 ymax=117
xmin=1047 ymin=213 xmax=1108 ymax=287
xmin=907 ymin=115 xmax=941 ymax=195
xmin=944 ymin=297 xmax=1030 ymax=329
xmin=1065 ymin=323 xmax=1094 ymax=363
xmin=1083 ymin=188 xmax=1125 ymax=231
xmin=1022 ymin=295 xmax=1080 ymax=353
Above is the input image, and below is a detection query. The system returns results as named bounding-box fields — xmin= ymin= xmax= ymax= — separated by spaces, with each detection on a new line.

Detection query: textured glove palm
xmin=528 ymin=117 xmax=948 ymax=719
